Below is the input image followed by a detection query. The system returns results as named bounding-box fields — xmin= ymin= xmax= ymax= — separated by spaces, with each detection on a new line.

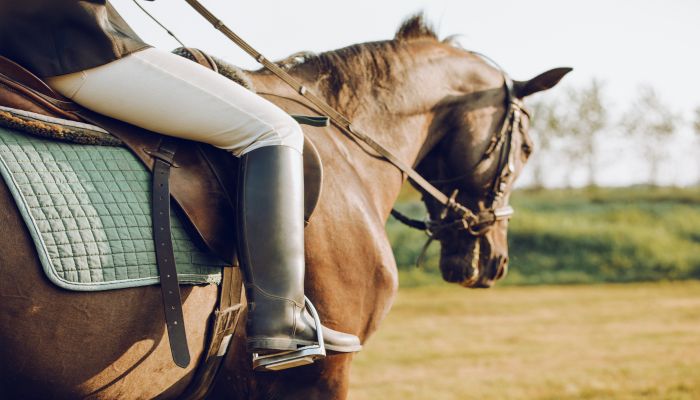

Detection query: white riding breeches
xmin=45 ymin=47 xmax=304 ymax=156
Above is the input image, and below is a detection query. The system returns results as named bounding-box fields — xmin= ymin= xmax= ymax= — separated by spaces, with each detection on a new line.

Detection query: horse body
xmin=0 ymin=17 xmax=568 ymax=399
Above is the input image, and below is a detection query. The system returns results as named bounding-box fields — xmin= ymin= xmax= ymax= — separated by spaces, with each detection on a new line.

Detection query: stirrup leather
xmin=252 ymin=297 xmax=326 ymax=371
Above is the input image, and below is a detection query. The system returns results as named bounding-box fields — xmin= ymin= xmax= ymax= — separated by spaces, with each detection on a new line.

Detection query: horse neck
xmin=249 ymin=69 xmax=442 ymax=218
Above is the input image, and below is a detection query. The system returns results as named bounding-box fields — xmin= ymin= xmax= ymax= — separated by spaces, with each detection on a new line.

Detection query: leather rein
xmin=182 ymin=0 xmax=516 ymax=240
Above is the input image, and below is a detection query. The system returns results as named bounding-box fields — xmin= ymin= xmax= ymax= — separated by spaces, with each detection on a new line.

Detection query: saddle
xmin=0 ymin=55 xmax=325 ymax=259
xmin=0 ymin=52 xmax=326 ymax=398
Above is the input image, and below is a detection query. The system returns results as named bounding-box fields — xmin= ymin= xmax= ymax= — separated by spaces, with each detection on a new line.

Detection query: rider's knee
xmin=239 ymin=114 xmax=304 ymax=156
xmin=273 ymin=114 xmax=304 ymax=154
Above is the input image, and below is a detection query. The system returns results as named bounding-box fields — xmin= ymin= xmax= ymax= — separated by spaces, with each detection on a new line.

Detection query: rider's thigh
xmin=46 ymin=47 xmax=303 ymax=156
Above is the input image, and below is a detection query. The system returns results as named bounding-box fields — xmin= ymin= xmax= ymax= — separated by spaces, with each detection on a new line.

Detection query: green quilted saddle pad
xmin=0 ymin=126 xmax=224 ymax=291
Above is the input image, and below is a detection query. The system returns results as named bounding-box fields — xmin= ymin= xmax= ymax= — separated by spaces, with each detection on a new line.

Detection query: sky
xmin=112 ymin=0 xmax=700 ymax=187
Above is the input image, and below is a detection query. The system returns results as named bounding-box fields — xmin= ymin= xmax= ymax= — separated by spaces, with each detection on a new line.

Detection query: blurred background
xmin=117 ymin=1 xmax=700 ymax=398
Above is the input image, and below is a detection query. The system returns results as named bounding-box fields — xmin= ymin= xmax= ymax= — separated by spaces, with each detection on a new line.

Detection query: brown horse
xmin=0 ymin=16 xmax=569 ymax=400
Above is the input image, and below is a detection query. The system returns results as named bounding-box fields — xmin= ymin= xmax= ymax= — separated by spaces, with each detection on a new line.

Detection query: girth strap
xmin=151 ymin=138 xmax=190 ymax=368
xmin=180 ymin=266 xmax=243 ymax=400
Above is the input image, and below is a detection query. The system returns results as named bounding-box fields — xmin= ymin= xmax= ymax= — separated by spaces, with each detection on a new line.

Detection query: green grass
xmin=349 ymin=281 xmax=700 ymax=400
xmin=389 ymin=186 xmax=700 ymax=286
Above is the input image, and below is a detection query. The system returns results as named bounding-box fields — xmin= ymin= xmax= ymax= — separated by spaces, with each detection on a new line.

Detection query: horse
xmin=0 ymin=15 xmax=569 ymax=400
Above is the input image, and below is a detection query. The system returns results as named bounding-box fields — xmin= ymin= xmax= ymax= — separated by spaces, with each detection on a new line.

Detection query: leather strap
xmin=184 ymin=0 xmax=454 ymax=207
xmin=181 ymin=266 xmax=243 ymax=400
xmin=291 ymin=115 xmax=329 ymax=127
xmin=151 ymin=138 xmax=190 ymax=368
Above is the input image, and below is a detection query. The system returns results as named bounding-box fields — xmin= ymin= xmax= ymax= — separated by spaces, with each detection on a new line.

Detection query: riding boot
xmin=236 ymin=145 xmax=362 ymax=361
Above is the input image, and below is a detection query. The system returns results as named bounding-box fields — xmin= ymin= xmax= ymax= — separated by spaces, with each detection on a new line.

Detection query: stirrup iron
xmin=252 ymin=297 xmax=326 ymax=372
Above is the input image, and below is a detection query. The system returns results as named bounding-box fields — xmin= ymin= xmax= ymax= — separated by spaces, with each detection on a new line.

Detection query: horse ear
xmin=513 ymin=67 xmax=573 ymax=98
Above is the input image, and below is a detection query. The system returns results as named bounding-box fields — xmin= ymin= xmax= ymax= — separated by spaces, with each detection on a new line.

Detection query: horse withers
xmin=0 ymin=15 xmax=569 ymax=400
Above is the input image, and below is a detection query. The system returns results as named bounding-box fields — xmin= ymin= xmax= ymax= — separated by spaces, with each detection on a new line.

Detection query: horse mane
xmin=279 ymin=14 xmax=447 ymax=114
xmin=394 ymin=13 xmax=439 ymax=41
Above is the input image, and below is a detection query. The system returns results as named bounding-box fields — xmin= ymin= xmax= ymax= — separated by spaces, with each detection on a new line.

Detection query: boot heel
xmin=252 ymin=297 xmax=326 ymax=371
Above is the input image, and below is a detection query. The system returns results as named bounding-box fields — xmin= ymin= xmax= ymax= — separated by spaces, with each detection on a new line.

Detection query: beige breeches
xmin=45 ymin=47 xmax=303 ymax=156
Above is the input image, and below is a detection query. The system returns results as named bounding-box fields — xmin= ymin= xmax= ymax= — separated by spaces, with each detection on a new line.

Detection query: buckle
xmin=144 ymin=148 xmax=180 ymax=168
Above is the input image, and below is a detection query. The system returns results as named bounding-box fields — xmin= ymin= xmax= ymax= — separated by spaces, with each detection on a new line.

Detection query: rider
xmin=0 ymin=0 xmax=361 ymax=369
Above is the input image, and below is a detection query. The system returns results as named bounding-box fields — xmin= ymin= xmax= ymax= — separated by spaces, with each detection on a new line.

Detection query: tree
xmin=560 ymin=79 xmax=609 ymax=187
xmin=694 ymin=107 xmax=700 ymax=185
xmin=525 ymin=80 xmax=608 ymax=189
xmin=527 ymin=98 xmax=565 ymax=189
xmin=621 ymin=86 xmax=681 ymax=187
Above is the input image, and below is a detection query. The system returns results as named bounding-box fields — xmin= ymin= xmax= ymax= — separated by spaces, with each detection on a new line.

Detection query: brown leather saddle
xmin=0 ymin=52 xmax=325 ymax=398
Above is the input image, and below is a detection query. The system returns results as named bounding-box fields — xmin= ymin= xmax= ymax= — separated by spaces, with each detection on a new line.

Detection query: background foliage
xmin=390 ymin=186 xmax=700 ymax=287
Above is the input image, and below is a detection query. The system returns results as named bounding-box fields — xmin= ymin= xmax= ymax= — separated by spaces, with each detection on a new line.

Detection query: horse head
xmin=417 ymin=61 xmax=571 ymax=288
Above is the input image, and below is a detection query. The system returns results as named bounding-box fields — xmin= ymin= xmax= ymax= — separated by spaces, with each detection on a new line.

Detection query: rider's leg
xmin=45 ymin=47 xmax=299 ymax=156
xmin=45 ymin=47 xmax=361 ymax=362
xmin=238 ymin=145 xmax=361 ymax=355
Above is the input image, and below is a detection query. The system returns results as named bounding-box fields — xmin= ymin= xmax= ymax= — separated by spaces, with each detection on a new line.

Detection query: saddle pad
xmin=0 ymin=126 xmax=224 ymax=291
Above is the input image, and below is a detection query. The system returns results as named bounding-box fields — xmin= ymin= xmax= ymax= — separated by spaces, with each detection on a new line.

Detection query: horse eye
xmin=522 ymin=142 xmax=533 ymax=156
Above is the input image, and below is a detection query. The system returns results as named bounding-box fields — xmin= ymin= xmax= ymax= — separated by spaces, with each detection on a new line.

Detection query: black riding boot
xmin=237 ymin=146 xmax=361 ymax=369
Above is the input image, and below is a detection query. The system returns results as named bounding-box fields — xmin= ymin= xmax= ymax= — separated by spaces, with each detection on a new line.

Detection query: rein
xmin=134 ymin=1 xmax=516 ymax=241
xmin=181 ymin=0 xmax=506 ymax=231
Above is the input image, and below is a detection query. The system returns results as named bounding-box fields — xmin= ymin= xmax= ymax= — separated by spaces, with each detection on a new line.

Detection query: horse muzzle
xmin=439 ymin=243 xmax=509 ymax=288
xmin=439 ymin=253 xmax=479 ymax=286
xmin=472 ymin=255 xmax=509 ymax=288
xmin=438 ymin=239 xmax=481 ymax=286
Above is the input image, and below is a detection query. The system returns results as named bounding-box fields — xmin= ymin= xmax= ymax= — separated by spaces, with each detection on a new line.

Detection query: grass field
xmin=390 ymin=187 xmax=700 ymax=286
xmin=349 ymin=282 xmax=700 ymax=400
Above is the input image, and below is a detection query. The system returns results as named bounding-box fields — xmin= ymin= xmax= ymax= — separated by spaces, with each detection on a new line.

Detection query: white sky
xmin=113 ymin=0 xmax=700 ymax=187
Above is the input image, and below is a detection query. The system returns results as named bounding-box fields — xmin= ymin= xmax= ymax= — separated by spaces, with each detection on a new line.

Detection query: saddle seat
xmin=0 ymin=54 xmax=324 ymax=265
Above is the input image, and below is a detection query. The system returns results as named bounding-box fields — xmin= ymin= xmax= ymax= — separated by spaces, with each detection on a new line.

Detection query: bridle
xmin=386 ymin=73 xmax=525 ymax=267
xmin=176 ymin=0 xmax=521 ymax=241
xmin=391 ymin=68 xmax=524 ymax=241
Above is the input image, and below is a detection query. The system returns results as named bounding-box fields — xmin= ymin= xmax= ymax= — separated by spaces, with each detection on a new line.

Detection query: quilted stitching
xmin=0 ymin=127 xmax=223 ymax=290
